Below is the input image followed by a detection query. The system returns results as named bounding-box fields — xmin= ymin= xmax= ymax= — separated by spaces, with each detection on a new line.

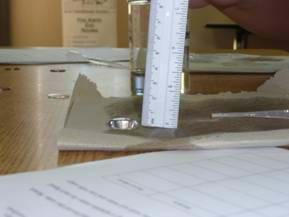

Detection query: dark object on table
xmin=206 ymin=24 xmax=251 ymax=50
xmin=0 ymin=0 xmax=10 ymax=46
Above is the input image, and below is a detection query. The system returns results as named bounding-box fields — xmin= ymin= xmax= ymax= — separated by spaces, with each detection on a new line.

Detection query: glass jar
xmin=128 ymin=0 xmax=150 ymax=96
xmin=128 ymin=0 xmax=190 ymax=95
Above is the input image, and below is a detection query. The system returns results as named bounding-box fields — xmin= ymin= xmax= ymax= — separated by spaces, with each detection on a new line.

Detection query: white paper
xmin=190 ymin=53 xmax=289 ymax=73
xmin=74 ymin=48 xmax=129 ymax=62
xmin=0 ymin=48 xmax=129 ymax=65
xmin=62 ymin=0 xmax=117 ymax=47
xmin=1 ymin=148 xmax=289 ymax=217
xmin=0 ymin=48 xmax=87 ymax=64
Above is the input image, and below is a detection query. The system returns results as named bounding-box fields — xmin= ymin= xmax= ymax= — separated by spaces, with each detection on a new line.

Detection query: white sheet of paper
xmin=1 ymin=148 xmax=289 ymax=217
xmin=190 ymin=53 xmax=289 ymax=73
xmin=0 ymin=48 xmax=129 ymax=65
xmin=73 ymin=48 xmax=129 ymax=62
xmin=62 ymin=0 xmax=117 ymax=47
xmin=0 ymin=48 xmax=87 ymax=64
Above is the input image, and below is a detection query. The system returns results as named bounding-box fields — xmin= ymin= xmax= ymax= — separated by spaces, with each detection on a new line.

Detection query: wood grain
xmin=188 ymin=73 xmax=273 ymax=94
xmin=187 ymin=49 xmax=289 ymax=94
xmin=0 ymin=65 xmax=67 ymax=174
xmin=0 ymin=64 xmax=149 ymax=175
xmin=1 ymin=49 xmax=288 ymax=175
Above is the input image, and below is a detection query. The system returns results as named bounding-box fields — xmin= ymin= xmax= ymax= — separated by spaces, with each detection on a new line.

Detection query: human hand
xmin=189 ymin=0 xmax=240 ymax=9
xmin=189 ymin=0 xmax=208 ymax=8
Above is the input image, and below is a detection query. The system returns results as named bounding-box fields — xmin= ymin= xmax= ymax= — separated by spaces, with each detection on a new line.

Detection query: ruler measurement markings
xmin=163 ymin=0 xmax=173 ymax=127
xmin=142 ymin=0 xmax=189 ymax=128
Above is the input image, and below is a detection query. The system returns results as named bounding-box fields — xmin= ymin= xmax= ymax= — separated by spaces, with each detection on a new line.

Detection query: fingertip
xmin=189 ymin=0 xmax=208 ymax=8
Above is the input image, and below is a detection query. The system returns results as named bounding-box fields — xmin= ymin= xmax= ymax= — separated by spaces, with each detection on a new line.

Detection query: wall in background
xmin=10 ymin=0 xmax=62 ymax=47
xmin=0 ymin=0 xmax=10 ymax=46
xmin=116 ymin=4 xmax=236 ymax=50
xmin=189 ymin=6 xmax=235 ymax=51
xmin=9 ymin=0 xmax=287 ymax=50
xmin=9 ymin=0 xmax=234 ymax=49
xmin=117 ymin=0 xmax=128 ymax=48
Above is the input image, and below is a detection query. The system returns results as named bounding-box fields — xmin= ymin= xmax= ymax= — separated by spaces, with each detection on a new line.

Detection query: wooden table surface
xmin=1 ymin=49 xmax=288 ymax=175
xmin=0 ymin=64 xmax=149 ymax=175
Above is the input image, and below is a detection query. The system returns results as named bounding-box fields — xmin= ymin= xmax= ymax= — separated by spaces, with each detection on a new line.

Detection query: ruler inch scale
xmin=141 ymin=0 xmax=189 ymax=129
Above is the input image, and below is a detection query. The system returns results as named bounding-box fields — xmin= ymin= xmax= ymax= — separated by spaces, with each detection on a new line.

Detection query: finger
xmin=189 ymin=0 xmax=208 ymax=8
xmin=207 ymin=0 xmax=240 ymax=9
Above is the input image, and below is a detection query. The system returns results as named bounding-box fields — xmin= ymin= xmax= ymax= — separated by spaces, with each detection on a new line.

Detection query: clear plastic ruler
xmin=141 ymin=0 xmax=189 ymax=128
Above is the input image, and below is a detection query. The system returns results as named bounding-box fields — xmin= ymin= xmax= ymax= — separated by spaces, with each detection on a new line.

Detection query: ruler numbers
xmin=142 ymin=0 xmax=189 ymax=128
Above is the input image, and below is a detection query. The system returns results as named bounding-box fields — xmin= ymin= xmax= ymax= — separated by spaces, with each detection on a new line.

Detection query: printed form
xmin=1 ymin=148 xmax=289 ymax=217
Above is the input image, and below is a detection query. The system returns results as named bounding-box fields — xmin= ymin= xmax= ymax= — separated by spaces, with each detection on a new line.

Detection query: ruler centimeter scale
xmin=141 ymin=0 xmax=189 ymax=129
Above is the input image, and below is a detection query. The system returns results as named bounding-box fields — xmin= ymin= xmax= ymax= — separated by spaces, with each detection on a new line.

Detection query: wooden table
xmin=188 ymin=49 xmax=289 ymax=94
xmin=1 ymin=49 xmax=288 ymax=175
xmin=0 ymin=64 xmax=147 ymax=175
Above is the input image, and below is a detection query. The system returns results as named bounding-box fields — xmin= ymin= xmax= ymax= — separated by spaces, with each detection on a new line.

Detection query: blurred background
xmin=0 ymin=0 xmax=288 ymax=50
